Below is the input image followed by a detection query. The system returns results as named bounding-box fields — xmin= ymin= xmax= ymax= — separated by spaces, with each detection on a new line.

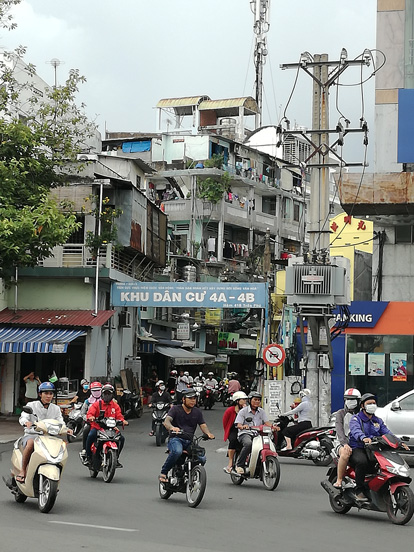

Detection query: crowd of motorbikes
xmin=3 ymin=377 xmax=413 ymax=521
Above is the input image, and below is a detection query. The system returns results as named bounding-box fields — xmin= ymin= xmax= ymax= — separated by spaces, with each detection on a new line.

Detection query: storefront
xmin=331 ymin=301 xmax=414 ymax=411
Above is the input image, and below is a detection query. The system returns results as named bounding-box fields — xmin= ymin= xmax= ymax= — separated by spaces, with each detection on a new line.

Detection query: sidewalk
xmin=0 ymin=416 xmax=22 ymax=444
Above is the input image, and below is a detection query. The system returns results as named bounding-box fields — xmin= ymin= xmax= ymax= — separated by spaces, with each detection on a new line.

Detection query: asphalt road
xmin=0 ymin=405 xmax=413 ymax=552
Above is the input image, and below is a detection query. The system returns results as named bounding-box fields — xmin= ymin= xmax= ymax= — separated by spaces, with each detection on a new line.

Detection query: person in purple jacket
xmin=349 ymin=393 xmax=409 ymax=502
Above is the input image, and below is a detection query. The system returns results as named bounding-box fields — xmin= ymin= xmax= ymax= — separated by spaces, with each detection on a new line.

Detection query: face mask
xmin=91 ymin=389 xmax=101 ymax=398
xmin=345 ymin=399 xmax=358 ymax=409
xmin=83 ymin=384 xmax=89 ymax=390
xmin=365 ymin=403 xmax=377 ymax=414
xmin=159 ymin=385 xmax=165 ymax=391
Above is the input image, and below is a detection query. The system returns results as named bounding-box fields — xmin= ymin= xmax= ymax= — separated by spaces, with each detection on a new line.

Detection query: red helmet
xmin=90 ymin=381 xmax=102 ymax=390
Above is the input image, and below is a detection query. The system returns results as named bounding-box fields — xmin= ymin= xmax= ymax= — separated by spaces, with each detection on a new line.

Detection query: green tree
xmin=0 ymin=0 xmax=97 ymax=281
xmin=197 ymin=172 xmax=231 ymax=204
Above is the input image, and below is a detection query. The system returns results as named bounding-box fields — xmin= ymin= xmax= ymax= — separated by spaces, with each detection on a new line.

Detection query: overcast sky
xmin=1 ymin=0 xmax=377 ymax=162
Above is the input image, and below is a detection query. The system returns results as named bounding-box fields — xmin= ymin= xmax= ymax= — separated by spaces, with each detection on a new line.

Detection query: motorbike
xmin=273 ymin=415 xmax=335 ymax=466
xmin=120 ymin=388 xmax=143 ymax=419
xmin=222 ymin=389 xmax=233 ymax=407
xmin=80 ymin=417 xmax=124 ymax=483
xmin=66 ymin=402 xmax=85 ymax=443
xmin=216 ymin=382 xmax=227 ymax=403
xmin=159 ymin=432 xmax=210 ymax=508
xmin=152 ymin=402 xmax=169 ymax=446
xmin=203 ymin=386 xmax=216 ymax=410
xmin=3 ymin=406 xmax=68 ymax=513
xmin=321 ymin=434 xmax=414 ymax=525
xmin=230 ymin=422 xmax=281 ymax=491
xmin=193 ymin=382 xmax=204 ymax=406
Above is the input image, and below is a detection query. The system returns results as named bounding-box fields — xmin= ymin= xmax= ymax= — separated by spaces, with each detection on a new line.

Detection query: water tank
xmin=182 ymin=265 xmax=197 ymax=282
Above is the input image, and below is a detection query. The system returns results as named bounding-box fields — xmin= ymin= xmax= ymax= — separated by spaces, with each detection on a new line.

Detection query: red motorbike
xmin=274 ymin=415 xmax=334 ymax=466
xmin=321 ymin=434 xmax=414 ymax=525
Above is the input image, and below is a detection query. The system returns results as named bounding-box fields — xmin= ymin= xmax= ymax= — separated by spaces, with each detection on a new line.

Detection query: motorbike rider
xmin=194 ymin=371 xmax=205 ymax=385
xmin=17 ymin=382 xmax=68 ymax=483
xmin=349 ymin=392 xmax=409 ymax=502
xmin=234 ymin=391 xmax=275 ymax=474
xmin=279 ymin=388 xmax=313 ymax=451
xmin=159 ymin=388 xmax=214 ymax=483
xmin=167 ymin=369 xmax=178 ymax=393
xmin=227 ymin=372 xmax=241 ymax=395
xmin=222 ymin=391 xmax=248 ymax=473
xmin=184 ymin=371 xmax=193 ymax=385
xmin=85 ymin=383 xmax=128 ymax=468
xmin=201 ymin=371 xmax=218 ymax=403
xmin=79 ymin=381 xmax=102 ymax=463
xmin=176 ymin=370 xmax=190 ymax=403
xmin=333 ymin=388 xmax=361 ymax=489
xmin=148 ymin=380 xmax=172 ymax=436
xmin=70 ymin=378 xmax=90 ymax=405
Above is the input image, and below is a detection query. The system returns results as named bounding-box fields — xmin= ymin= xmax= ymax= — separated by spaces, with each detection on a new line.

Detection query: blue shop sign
xmin=332 ymin=301 xmax=389 ymax=328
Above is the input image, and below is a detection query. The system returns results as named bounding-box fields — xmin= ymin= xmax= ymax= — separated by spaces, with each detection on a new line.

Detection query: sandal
xmin=223 ymin=467 xmax=232 ymax=474
xmin=15 ymin=475 xmax=25 ymax=483
xmin=159 ymin=474 xmax=168 ymax=483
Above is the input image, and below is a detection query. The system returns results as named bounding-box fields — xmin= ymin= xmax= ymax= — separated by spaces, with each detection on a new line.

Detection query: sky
xmin=0 ymin=0 xmax=377 ymax=163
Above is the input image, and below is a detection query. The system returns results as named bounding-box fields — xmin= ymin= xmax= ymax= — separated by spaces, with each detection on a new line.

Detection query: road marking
xmin=49 ymin=521 xmax=138 ymax=532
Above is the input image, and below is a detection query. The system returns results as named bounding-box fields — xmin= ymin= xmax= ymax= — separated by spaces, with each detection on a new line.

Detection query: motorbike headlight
xmin=44 ymin=422 xmax=61 ymax=436
xmin=156 ymin=404 xmax=164 ymax=410
xmin=106 ymin=418 xmax=116 ymax=428
xmin=37 ymin=439 xmax=66 ymax=463
xmin=262 ymin=426 xmax=272 ymax=434
xmin=388 ymin=463 xmax=410 ymax=477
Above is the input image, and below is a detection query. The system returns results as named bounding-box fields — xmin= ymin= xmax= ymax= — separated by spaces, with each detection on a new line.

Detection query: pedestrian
xmin=23 ymin=371 xmax=41 ymax=404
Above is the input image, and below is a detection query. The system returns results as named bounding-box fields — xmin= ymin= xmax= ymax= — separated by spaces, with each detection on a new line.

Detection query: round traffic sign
xmin=263 ymin=344 xmax=286 ymax=367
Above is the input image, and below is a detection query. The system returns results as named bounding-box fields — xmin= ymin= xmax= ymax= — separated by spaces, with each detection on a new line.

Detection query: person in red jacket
xmin=85 ymin=383 xmax=128 ymax=467
xmin=222 ymin=391 xmax=248 ymax=473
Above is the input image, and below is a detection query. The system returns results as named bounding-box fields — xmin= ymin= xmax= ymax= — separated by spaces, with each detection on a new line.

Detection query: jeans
xmin=86 ymin=428 xmax=125 ymax=458
xmin=161 ymin=437 xmax=206 ymax=475
xmin=349 ymin=447 xmax=374 ymax=494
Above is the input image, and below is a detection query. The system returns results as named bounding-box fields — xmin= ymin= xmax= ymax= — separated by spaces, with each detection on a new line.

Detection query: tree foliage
xmin=197 ymin=172 xmax=231 ymax=204
xmin=0 ymin=0 xmax=97 ymax=281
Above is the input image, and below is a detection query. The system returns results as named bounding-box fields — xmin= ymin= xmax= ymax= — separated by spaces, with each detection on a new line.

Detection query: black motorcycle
xmin=159 ymin=433 xmax=210 ymax=508
xmin=120 ymin=388 xmax=143 ymax=419
xmin=66 ymin=403 xmax=85 ymax=443
xmin=152 ymin=402 xmax=169 ymax=446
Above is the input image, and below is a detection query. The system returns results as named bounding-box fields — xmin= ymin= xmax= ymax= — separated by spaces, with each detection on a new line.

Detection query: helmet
xmin=343 ymin=388 xmax=361 ymax=400
xmin=182 ymin=389 xmax=197 ymax=399
xmin=184 ymin=371 xmax=189 ymax=377
xmin=248 ymin=391 xmax=262 ymax=402
xmin=90 ymin=381 xmax=102 ymax=398
xmin=170 ymin=370 xmax=178 ymax=376
xmin=207 ymin=372 xmax=214 ymax=377
xmin=155 ymin=380 xmax=165 ymax=388
xmin=299 ymin=388 xmax=311 ymax=398
xmin=102 ymin=383 xmax=114 ymax=403
xmin=80 ymin=378 xmax=89 ymax=385
xmin=232 ymin=391 xmax=248 ymax=403
xmin=360 ymin=393 xmax=376 ymax=406
xmin=38 ymin=382 xmax=55 ymax=392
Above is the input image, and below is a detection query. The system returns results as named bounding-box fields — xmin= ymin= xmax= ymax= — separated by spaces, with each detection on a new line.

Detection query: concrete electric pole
xmin=281 ymin=51 xmax=369 ymax=424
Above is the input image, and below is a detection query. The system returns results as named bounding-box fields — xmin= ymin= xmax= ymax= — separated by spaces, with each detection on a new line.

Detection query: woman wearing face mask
xmin=70 ymin=378 xmax=90 ymax=405
xmin=333 ymin=388 xmax=361 ymax=489
xmin=348 ymin=393 xmax=408 ymax=502
xmin=148 ymin=380 xmax=172 ymax=436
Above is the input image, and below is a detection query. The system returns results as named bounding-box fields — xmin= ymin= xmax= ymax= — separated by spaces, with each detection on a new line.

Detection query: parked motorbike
xmin=120 ymin=388 xmax=143 ymax=419
xmin=3 ymin=406 xmax=68 ymax=513
xmin=321 ymin=434 xmax=414 ymax=525
xmin=159 ymin=432 xmax=211 ymax=508
xmin=81 ymin=417 xmax=124 ymax=483
xmin=230 ymin=422 xmax=281 ymax=491
xmin=152 ymin=402 xmax=169 ymax=446
xmin=66 ymin=403 xmax=85 ymax=443
xmin=273 ymin=415 xmax=335 ymax=466
xmin=203 ymin=386 xmax=215 ymax=410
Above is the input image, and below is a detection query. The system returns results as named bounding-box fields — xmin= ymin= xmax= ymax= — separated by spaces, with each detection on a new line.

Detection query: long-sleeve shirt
xmin=86 ymin=399 xmax=124 ymax=430
xmin=281 ymin=396 xmax=312 ymax=423
xmin=222 ymin=405 xmax=237 ymax=441
xmin=349 ymin=410 xmax=391 ymax=449
xmin=335 ymin=407 xmax=356 ymax=446
xmin=19 ymin=400 xmax=64 ymax=435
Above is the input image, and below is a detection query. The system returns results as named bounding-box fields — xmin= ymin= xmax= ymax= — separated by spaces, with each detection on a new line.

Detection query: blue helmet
xmin=38 ymin=382 xmax=55 ymax=392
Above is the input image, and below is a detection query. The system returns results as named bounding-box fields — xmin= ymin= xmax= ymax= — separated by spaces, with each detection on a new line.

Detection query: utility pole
xmin=281 ymin=51 xmax=369 ymax=424
xmin=251 ymin=0 xmax=270 ymax=128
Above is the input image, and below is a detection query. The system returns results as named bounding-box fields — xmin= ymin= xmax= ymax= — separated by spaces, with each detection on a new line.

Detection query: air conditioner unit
xmin=77 ymin=154 xmax=98 ymax=161
xmin=119 ymin=311 xmax=132 ymax=328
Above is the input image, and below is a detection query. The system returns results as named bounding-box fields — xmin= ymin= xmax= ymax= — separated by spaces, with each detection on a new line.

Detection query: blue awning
xmin=0 ymin=327 xmax=86 ymax=353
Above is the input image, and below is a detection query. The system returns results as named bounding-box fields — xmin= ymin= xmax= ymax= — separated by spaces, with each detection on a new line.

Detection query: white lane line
xmin=49 ymin=521 xmax=138 ymax=532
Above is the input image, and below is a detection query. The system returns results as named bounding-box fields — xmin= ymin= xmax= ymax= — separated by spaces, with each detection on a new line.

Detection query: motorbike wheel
xmin=230 ymin=453 xmax=244 ymax=486
xmin=135 ymin=401 xmax=143 ymax=418
xmin=262 ymin=456 xmax=281 ymax=491
xmin=312 ymin=439 xmax=333 ymax=467
xmin=14 ymin=490 xmax=27 ymax=503
xmin=186 ymin=465 xmax=207 ymax=508
xmin=155 ymin=425 xmax=162 ymax=447
xmin=328 ymin=472 xmax=352 ymax=515
xmin=67 ymin=421 xmax=76 ymax=443
xmin=102 ymin=449 xmax=117 ymax=483
xmin=386 ymin=485 xmax=414 ymax=525
xmin=38 ymin=477 xmax=58 ymax=513
xmin=159 ymin=480 xmax=173 ymax=500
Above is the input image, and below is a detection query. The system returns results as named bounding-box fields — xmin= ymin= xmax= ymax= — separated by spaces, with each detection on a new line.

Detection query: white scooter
xmin=3 ymin=406 xmax=69 ymax=513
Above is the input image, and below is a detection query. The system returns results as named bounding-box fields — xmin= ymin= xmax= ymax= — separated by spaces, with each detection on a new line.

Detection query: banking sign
xmin=332 ymin=301 xmax=389 ymax=328
xmin=112 ymin=282 xmax=267 ymax=309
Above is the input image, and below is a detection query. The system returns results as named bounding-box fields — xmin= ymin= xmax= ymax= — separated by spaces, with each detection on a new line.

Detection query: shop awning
xmin=0 ymin=327 xmax=86 ymax=353
xmin=0 ymin=308 xmax=115 ymax=327
xmin=155 ymin=346 xmax=215 ymax=366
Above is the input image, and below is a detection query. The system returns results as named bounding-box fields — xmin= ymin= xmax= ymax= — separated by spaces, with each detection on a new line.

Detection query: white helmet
xmin=155 ymin=380 xmax=165 ymax=388
xmin=232 ymin=391 xmax=248 ymax=403
xmin=299 ymin=388 xmax=311 ymax=398
xmin=184 ymin=371 xmax=189 ymax=377
xmin=344 ymin=388 xmax=361 ymax=400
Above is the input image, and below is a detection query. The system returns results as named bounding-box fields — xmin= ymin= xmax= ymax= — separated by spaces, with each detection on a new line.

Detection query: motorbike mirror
xmin=22 ymin=406 xmax=33 ymax=414
xmin=391 ymin=400 xmax=401 ymax=411
xmin=245 ymin=417 xmax=253 ymax=423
